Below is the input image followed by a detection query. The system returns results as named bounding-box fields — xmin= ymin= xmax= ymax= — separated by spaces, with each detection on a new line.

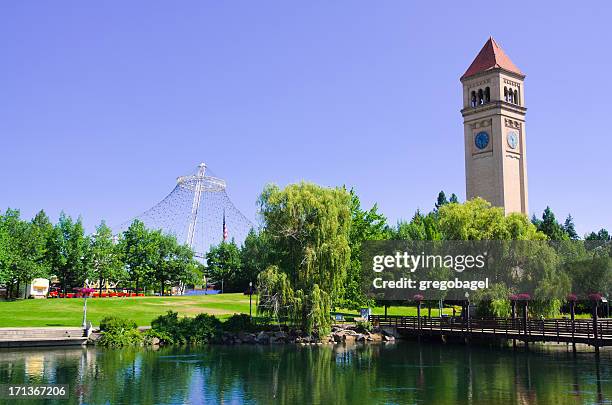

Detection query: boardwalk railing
xmin=369 ymin=315 xmax=612 ymax=347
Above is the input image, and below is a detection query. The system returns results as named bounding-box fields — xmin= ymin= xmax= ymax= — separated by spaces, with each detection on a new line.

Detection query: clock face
xmin=507 ymin=132 xmax=518 ymax=149
xmin=474 ymin=131 xmax=489 ymax=150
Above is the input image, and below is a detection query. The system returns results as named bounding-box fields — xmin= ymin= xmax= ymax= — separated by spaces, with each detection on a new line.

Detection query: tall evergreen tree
xmin=435 ymin=191 xmax=448 ymax=210
xmin=585 ymin=228 xmax=611 ymax=241
xmin=563 ymin=215 xmax=579 ymax=240
xmin=535 ymin=207 xmax=569 ymax=240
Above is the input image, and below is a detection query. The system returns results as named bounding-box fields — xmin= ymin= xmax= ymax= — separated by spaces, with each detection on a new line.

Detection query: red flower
xmin=76 ymin=287 xmax=96 ymax=296
xmin=588 ymin=293 xmax=603 ymax=302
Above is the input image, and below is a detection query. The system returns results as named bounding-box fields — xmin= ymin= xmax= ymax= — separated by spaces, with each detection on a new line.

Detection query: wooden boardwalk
xmin=370 ymin=315 xmax=612 ymax=348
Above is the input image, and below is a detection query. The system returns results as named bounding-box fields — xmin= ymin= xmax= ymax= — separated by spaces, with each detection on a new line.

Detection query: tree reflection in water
xmin=0 ymin=343 xmax=609 ymax=404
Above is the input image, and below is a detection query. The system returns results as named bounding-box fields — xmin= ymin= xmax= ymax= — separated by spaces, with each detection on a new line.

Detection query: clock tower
xmin=461 ymin=37 xmax=528 ymax=215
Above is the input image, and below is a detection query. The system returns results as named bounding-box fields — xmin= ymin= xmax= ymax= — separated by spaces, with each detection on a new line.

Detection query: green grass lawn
xmin=333 ymin=305 xmax=458 ymax=318
xmin=0 ymin=293 xmax=257 ymax=327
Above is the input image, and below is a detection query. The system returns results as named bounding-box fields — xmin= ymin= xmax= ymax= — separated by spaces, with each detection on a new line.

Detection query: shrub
xmin=98 ymin=328 xmax=143 ymax=348
xmin=150 ymin=311 xmax=222 ymax=344
xmin=97 ymin=316 xmax=141 ymax=347
xmin=151 ymin=311 xmax=186 ymax=344
xmin=186 ymin=313 xmax=222 ymax=344
xmin=355 ymin=321 xmax=373 ymax=333
xmin=223 ymin=314 xmax=254 ymax=333
xmin=99 ymin=316 xmax=138 ymax=332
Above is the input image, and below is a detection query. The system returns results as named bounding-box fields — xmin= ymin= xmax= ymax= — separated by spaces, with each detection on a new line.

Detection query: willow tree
xmin=438 ymin=198 xmax=569 ymax=317
xmin=257 ymin=182 xmax=351 ymax=335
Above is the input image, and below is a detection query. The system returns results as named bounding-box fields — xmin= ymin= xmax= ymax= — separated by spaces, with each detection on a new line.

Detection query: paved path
xmin=0 ymin=327 xmax=87 ymax=348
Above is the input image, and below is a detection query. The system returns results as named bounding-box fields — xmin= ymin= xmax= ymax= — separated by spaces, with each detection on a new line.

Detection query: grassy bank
xmin=0 ymin=293 xmax=255 ymax=327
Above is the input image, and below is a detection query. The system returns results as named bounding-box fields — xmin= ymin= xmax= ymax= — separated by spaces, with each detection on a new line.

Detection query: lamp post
xmin=465 ymin=292 xmax=470 ymax=333
xmin=589 ymin=293 xmax=602 ymax=354
xmin=249 ymin=281 xmax=253 ymax=319
xmin=413 ymin=294 xmax=424 ymax=338
xmin=517 ymin=293 xmax=531 ymax=348
xmin=567 ymin=293 xmax=577 ymax=353
xmin=80 ymin=288 xmax=95 ymax=329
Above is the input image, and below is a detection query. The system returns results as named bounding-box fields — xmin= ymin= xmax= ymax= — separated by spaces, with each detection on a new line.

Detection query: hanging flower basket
xmin=588 ymin=293 xmax=602 ymax=302
xmin=77 ymin=287 xmax=95 ymax=298
xmin=516 ymin=293 xmax=531 ymax=301
xmin=566 ymin=293 xmax=577 ymax=302
xmin=413 ymin=294 xmax=424 ymax=302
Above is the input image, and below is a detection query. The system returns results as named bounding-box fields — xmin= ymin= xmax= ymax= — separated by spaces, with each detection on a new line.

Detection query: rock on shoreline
xmin=217 ymin=325 xmax=395 ymax=346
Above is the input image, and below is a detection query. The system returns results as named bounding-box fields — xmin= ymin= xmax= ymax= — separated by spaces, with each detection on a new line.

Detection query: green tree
xmin=260 ymin=183 xmax=351 ymax=299
xmin=563 ymin=215 xmax=579 ymax=240
xmin=151 ymin=232 xmax=199 ymax=295
xmin=258 ymin=182 xmax=351 ymax=334
xmin=90 ymin=221 xmax=124 ymax=294
xmin=47 ymin=213 xmax=89 ymax=293
xmin=585 ymin=228 xmax=611 ymax=241
xmin=238 ymin=229 xmax=269 ymax=291
xmin=206 ymin=240 xmax=242 ymax=292
xmin=0 ymin=209 xmax=50 ymax=298
xmin=438 ymin=198 xmax=546 ymax=241
xmin=534 ymin=207 xmax=569 ymax=240
xmin=0 ymin=218 xmax=8 ymax=287
xmin=257 ymin=265 xmax=295 ymax=323
xmin=118 ymin=220 xmax=156 ymax=294
xmin=437 ymin=199 xmax=568 ymax=317
xmin=435 ymin=191 xmax=448 ymax=210
xmin=341 ymin=189 xmax=389 ymax=309
xmin=395 ymin=210 xmax=441 ymax=241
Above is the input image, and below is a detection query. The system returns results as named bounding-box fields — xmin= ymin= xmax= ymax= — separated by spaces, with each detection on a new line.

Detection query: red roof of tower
xmin=461 ymin=37 xmax=523 ymax=79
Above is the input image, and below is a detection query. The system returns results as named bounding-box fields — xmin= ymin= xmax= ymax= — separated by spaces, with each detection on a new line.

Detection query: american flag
xmin=223 ymin=209 xmax=228 ymax=241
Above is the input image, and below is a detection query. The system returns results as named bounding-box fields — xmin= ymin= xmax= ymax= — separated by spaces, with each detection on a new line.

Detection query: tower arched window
xmin=508 ymin=89 xmax=514 ymax=103
xmin=504 ymin=87 xmax=508 ymax=102
xmin=485 ymin=87 xmax=490 ymax=103
xmin=471 ymin=91 xmax=477 ymax=107
xmin=478 ymin=89 xmax=484 ymax=105
xmin=513 ymin=90 xmax=518 ymax=105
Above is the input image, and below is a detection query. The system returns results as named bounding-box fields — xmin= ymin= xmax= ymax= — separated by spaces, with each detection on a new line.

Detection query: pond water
xmin=0 ymin=342 xmax=610 ymax=404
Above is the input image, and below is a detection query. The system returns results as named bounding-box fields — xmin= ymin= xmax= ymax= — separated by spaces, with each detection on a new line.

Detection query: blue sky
xmin=1 ymin=1 xmax=610 ymax=236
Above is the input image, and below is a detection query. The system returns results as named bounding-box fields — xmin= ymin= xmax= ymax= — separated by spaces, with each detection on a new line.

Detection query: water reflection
xmin=0 ymin=343 xmax=610 ymax=404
